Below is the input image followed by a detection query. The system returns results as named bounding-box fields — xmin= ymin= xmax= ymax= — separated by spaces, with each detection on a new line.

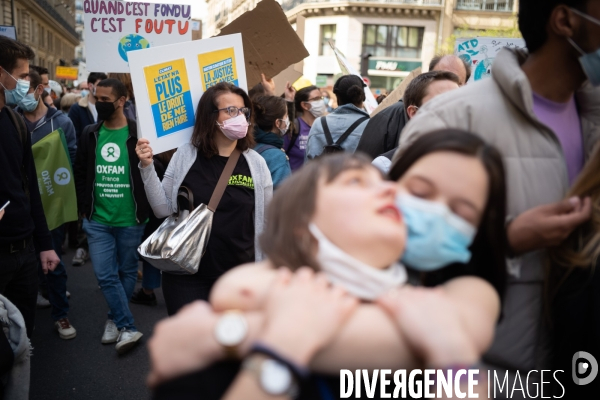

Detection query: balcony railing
xmin=35 ymin=0 xmax=78 ymax=38
xmin=282 ymin=0 xmax=443 ymax=13
xmin=456 ymin=0 xmax=514 ymax=12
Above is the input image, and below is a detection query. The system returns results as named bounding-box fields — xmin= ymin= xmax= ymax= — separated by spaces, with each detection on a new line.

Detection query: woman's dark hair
xmin=191 ymin=82 xmax=255 ymax=157
xmin=294 ymin=85 xmax=319 ymax=115
xmin=253 ymin=95 xmax=287 ymax=132
xmin=333 ymin=75 xmax=366 ymax=107
xmin=389 ymin=130 xmax=508 ymax=300
xmin=519 ymin=0 xmax=588 ymax=54
xmin=260 ymin=153 xmax=374 ymax=271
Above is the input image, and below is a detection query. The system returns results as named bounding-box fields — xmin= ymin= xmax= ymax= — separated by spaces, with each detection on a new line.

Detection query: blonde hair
xmin=549 ymin=144 xmax=600 ymax=269
xmin=59 ymin=93 xmax=81 ymax=112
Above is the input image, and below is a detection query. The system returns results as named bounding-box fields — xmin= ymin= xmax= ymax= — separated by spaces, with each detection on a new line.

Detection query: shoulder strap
xmin=320 ymin=117 xmax=334 ymax=146
xmin=335 ymin=116 xmax=369 ymax=146
xmin=285 ymin=118 xmax=300 ymax=153
xmin=6 ymin=107 xmax=30 ymax=198
xmin=255 ymin=144 xmax=278 ymax=155
xmin=208 ymin=149 xmax=241 ymax=212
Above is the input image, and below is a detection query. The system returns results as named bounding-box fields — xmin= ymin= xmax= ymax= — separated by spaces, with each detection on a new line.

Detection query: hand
xmin=507 ymin=196 xmax=592 ymax=255
xmin=284 ymin=81 xmax=296 ymax=102
xmin=0 ymin=209 xmax=4 ymax=220
xmin=148 ymin=301 xmax=221 ymax=388
xmin=135 ymin=138 xmax=154 ymax=168
xmin=378 ymin=287 xmax=478 ymax=368
xmin=40 ymin=250 xmax=60 ymax=274
xmin=258 ymin=268 xmax=358 ymax=367
xmin=260 ymin=73 xmax=275 ymax=96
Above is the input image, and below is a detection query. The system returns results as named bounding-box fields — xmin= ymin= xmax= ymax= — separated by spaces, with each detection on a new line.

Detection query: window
xmin=76 ymin=14 xmax=83 ymax=24
xmin=319 ymin=25 xmax=336 ymax=56
xmin=75 ymin=1 xmax=83 ymax=10
xmin=362 ymin=25 xmax=424 ymax=58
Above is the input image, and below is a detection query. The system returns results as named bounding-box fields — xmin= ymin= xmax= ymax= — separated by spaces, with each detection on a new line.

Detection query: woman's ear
xmin=301 ymin=101 xmax=311 ymax=112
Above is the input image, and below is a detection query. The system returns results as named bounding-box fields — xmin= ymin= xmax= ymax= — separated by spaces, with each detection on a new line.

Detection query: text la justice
xmin=97 ymin=165 xmax=125 ymax=174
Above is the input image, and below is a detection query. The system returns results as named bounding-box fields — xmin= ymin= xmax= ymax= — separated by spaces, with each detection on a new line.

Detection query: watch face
xmin=214 ymin=312 xmax=248 ymax=347
xmin=260 ymin=359 xmax=293 ymax=395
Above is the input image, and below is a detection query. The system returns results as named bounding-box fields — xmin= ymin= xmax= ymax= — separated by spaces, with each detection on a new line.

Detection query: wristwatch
xmin=213 ymin=310 xmax=248 ymax=358
xmin=243 ymin=353 xmax=299 ymax=397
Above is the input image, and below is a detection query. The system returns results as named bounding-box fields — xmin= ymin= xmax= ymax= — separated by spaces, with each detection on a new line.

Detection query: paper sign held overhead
xmin=454 ymin=37 xmax=526 ymax=83
xmin=217 ymin=0 xmax=309 ymax=87
xmin=128 ymin=34 xmax=246 ymax=154
xmin=84 ymin=0 xmax=192 ymax=73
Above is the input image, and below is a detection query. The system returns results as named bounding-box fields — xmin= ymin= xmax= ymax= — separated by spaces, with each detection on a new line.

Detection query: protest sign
xmin=455 ymin=37 xmax=526 ymax=83
xmin=272 ymin=15 xmax=305 ymax=92
xmin=129 ymin=34 xmax=246 ymax=154
xmin=84 ymin=0 xmax=192 ymax=72
xmin=32 ymin=129 xmax=78 ymax=231
xmin=217 ymin=0 xmax=309 ymax=88
xmin=0 ymin=25 xmax=16 ymax=40
xmin=330 ymin=42 xmax=378 ymax=115
xmin=55 ymin=66 xmax=79 ymax=80
xmin=371 ymin=67 xmax=421 ymax=117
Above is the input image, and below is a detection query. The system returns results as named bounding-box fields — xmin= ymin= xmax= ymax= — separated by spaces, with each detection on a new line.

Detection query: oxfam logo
xmin=54 ymin=168 xmax=71 ymax=185
xmin=101 ymin=143 xmax=120 ymax=163
xmin=118 ymin=34 xmax=150 ymax=62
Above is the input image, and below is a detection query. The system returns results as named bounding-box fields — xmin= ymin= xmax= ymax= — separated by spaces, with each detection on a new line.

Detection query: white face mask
xmin=277 ymin=118 xmax=290 ymax=136
xmin=307 ymin=99 xmax=327 ymax=118
xmin=309 ymin=223 xmax=407 ymax=300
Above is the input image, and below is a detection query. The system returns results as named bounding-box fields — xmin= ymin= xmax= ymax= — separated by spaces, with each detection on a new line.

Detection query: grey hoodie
xmin=0 ymin=295 xmax=30 ymax=400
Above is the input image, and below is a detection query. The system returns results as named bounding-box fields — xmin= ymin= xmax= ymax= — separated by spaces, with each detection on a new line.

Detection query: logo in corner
xmin=54 ymin=168 xmax=71 ymax=185
xmin=573 ymin=351 xmax=598 ymax=385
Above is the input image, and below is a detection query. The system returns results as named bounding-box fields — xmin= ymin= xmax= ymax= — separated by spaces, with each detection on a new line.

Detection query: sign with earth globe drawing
xmin=118 ymin=34 xmax=151 ymax=62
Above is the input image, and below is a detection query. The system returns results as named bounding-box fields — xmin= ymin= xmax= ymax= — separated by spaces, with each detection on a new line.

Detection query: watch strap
xmin=250 ymin=342 xmax=311 ymax=381
xmin=243 ymin=353 xmax=299 ymax=397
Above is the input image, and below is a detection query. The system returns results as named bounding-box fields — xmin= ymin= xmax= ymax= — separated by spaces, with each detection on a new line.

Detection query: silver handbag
xmin=138 ymin=149 xmax=241 ymax=275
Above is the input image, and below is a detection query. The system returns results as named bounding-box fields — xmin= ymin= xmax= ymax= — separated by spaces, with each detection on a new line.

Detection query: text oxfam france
xmin=83 ymin=0 xmax=190 ymax=34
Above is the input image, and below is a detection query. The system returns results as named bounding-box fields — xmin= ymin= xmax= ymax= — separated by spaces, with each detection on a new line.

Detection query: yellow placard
xmin=55 ymin=66 xmax=78 ymax=80
xmin=198 ymin=48 xmax=239 ymax=91
xmin=143 ymin=58 xmax=195 ymax=138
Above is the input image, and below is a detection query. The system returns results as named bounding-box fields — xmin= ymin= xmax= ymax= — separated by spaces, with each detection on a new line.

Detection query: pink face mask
xmin=217 ymin=114 xmax=249 ymax=141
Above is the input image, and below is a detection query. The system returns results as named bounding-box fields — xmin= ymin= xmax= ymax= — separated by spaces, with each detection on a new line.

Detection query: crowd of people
xmin=0 ymin=0 xmax=599 ymax=399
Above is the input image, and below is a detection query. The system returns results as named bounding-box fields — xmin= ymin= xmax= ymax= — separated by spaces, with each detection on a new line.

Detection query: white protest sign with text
xmin=455 ymin=37 xmax=526 ymax=83
xmin=84 ymin=0 xmax=192 ymax=72
xmin=128 ymin=34 xmax=247 ymax=154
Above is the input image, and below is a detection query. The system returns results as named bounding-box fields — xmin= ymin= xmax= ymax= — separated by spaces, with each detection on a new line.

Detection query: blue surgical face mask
xmin=18 ymin=89 xmax=40 ymax=112
xmin=0 ymin=67 xmax=30 ymax=106
xmin=396 ymin=193 xmax=476 ymax=271
xmin=568 ymin=8 xmax=600 ymax=87
xmin=80 ymin=89 xmax=89 ymax=98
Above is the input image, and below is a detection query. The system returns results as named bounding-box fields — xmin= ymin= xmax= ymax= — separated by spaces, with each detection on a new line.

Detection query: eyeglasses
xmin=305 ymin=96 xmax=324 ymax=102
xmin=214 ymin=106 xmax=251 ymax=120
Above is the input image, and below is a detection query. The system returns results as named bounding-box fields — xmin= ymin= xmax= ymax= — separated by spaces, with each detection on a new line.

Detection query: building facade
xmin=0 ymin=0 xmax=79 ymax=79
xmin=206 ymin=0 xmax=519 ymax=92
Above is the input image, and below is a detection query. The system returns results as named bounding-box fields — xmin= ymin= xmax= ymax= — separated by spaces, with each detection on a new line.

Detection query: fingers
xmin=559 ymin=196 xmax=592 ymax=229
xmin=550 ymin=197 xmax=579 ymax=214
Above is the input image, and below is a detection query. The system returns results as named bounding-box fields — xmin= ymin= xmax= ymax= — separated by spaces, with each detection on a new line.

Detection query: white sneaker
xmin=55 ymin=318 xmax=77 ymax=340
xmin=101 ymin=319 xmax=119 ymax=344
xmin=115 ymin=329 xmax=143 ymax=354
xmin=72 ymin=248 xmax=89 ymax=266
xmin=36 ymin=293 xmax=50 ymax=309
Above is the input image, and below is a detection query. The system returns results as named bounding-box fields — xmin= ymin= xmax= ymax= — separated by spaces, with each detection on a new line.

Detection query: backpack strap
xmin=255 ymin=144 xmax=278 ymax=155
xmin=285 ymin=118 xmax=301 ymax=153
xmin=335 ymin=116 xmax=369 ymax=146
xmin=5 ymin=107 xmax=30 ymax=199
xmin=320 ymin=117 xmax=334 ymax=146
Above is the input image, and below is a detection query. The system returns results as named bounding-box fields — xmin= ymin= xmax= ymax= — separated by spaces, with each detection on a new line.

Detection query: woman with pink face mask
xmin=136 ymin=82 xmax=273 ymax=315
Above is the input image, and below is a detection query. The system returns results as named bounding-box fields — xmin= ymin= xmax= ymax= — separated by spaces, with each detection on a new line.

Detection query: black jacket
xmin=355 ymin=100 xmax=408 ymax=160
xmin=68 ymin=99 xmax=95 ymax=142
xmin=74 ymin=119 xmax=150 ymax=223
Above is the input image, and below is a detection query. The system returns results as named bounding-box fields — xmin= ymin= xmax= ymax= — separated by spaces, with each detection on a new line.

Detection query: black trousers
xmin=161 ymin=273 xmax=218 ymax=316
xmin=0 ymin=240 xmax=38 ymax=338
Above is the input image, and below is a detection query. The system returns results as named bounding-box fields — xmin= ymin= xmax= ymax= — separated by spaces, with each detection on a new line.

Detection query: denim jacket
xmin=305 ymin=104 xmax=370 ymax=161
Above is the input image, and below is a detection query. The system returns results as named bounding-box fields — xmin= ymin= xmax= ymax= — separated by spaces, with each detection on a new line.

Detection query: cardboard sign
xmin=128 ymin=34 xmax=246 ymax=154
xmin=330 ymin=42 xmax=378 ymax=115
xmin=84 ymin=0 xmax=192 ymax=72
xmin=55 ymin=66 xmax=79 ymax=80
xmin=455 ymin=37 xmax=526 ymax=83
xmin=0 ymin=25 xmax=17 ymax=40
xmin=217 ymin=0 xmax=309 ymax=88
xmin=370 ymin=67 xmax=421 ymax=117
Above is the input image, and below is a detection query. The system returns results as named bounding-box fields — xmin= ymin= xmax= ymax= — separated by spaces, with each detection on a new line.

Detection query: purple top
xmin=284 ymin=117 xmax=311 ymax=172
xmin=532 ymin=92 xmax=584 ymax=185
